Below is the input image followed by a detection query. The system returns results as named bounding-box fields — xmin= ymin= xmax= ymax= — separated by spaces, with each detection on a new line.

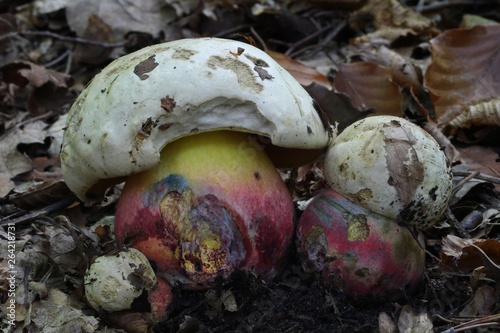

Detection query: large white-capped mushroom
xmin=61 ymin=38 xmax=332 ymax=288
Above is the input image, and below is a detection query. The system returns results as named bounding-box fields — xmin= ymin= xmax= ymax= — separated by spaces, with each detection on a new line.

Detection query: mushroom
xmin=324 ymin=116 xmax=452 ymax=229
xmin=84 ymin=248 xmax=157 ymax=312
xmin=61 ymin=38 xmax=332 ymax=287
xmin=296 ymin=116 xmax=451 ymax=300
xmin=296 ymin=188 xmax=425 ymax=300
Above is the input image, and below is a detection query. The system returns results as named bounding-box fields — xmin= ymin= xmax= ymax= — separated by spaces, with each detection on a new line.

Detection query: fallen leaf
xmin=424 ymin=25 xmax=500 ymax=129
xmin=460 ymin=14 xmax=498 ymax=29
xmin=65 ymin=0 xmax=178 ymax=41
xmin=0 ymin=120 xmax=47 ymax=178
xmin=333 ymin=61 xmax=403 ymax=116
xmin=73 ymin=14 xmax=115 ymax=64
xmin=459 ymin=285 xmax=496 ymax=316
xmin=397 ymin=305 xmax=433 ymax=333
xmin=221 ymin=289 xmax=238 ymax=312
xmin=269 ymin=50 xmax=332 ymax=89
xmin=455 ymin=144 xmax=500 ymax=179
xmin=375 ymin=46 xmax=435 ymax=118
xmin=0 ymin=61 xmax=72 ymax=116
xmin=350 ymin=0 xmax=433 ymax=44
xmin=379 ymin=312 xmax=397 ymax=333
xmin=27 ymin=289 xmax=99 ymax=333
xmin=441 ymin=235 xmax=500 ymax=280
xmin=33 ymin=0 xmax=70 ymax=15
xmin=305 ymin=83 xmax=371 ymax=133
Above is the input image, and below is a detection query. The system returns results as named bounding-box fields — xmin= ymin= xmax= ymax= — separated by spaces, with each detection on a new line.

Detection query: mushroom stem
xmin=115 ymin=130 xmax=295 ymax=287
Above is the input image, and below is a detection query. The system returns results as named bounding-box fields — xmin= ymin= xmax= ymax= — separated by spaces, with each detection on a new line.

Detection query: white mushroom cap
xmin=84 ymin=248 xmax=156 ymax=312
xmin=324 ymin=116 xmax=452 ymax=229
xmin=61 ymin=37 xmax=331 ymax=201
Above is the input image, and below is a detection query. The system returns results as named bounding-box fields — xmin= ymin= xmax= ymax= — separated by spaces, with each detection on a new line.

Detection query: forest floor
xmin=1 ymin=1 xmax=499 ymax=332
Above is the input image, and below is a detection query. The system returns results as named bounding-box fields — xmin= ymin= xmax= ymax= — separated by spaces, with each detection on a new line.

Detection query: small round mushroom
xmin=61 ymin=38 xmax=332 ymax=287
xmin=84 ymin=248 xmax=157 ymax=312
xmin=324 ymin=116 xmax=452 ymax=229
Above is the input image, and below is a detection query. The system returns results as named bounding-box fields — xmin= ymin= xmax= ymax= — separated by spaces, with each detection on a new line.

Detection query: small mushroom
xmin=324 ymin=116 xmax=452 ymax=229
xmin=61 ymin=38 xmax=332 ymax=287
xmin=84 ymin=248 xmax=157 ymax=312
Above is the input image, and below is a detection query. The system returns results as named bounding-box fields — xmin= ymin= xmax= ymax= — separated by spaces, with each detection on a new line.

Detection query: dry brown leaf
xmin=333 ymin=61 xmax=403 ymax=116
xmin=268 ymin=50 xmax=332 ymax=89
xmin=424 ymin=25 xmax=500 ymax=129
xmin=1 ymin=61 xmax=72 ymax=116
xmin=350 ymin=0 xmax=433 ymax=44
xmin=73 ymin=14 xmax=115 ymax=64
xmin=455 ymin=144 xmax=500 ymax=178
xmin=2 ymin=61 xmax=68 ymax=89
xmin=304 ymin=83 xmax=371 ymax=133
xmin=441 ymin=235 xmax=500 ymax=280
xmin=376 ymin=46 xmax=435 ymax=117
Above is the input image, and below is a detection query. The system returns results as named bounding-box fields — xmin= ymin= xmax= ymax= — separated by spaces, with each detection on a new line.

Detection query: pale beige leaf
xmin=65 ymin=0 xmax=177 ymax=40
xmin=0 ymin=120 xmax=47 ymax=177
xmin=397 ymin=305 xmax=434 ymax=333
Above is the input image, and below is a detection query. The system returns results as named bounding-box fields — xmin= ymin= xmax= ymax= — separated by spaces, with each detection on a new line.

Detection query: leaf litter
xmin=1 ymin=0 xmax=500 ymax=332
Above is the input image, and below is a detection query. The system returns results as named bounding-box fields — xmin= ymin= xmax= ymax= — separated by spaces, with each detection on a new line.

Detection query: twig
xmin=451 ymin=170 xmax=480 ymax=197
xmin=212 ymin=24 xmax=251 ymax=38
xmin=285 ymin=23 xmax=335 ymax=56
xmin=453 ymin=170 xmax=500 ymax=185
xmin=443 ymin=313 xmax=500 ymax=332
xmin=412 ymin=0 xmax=499 ymax=12
xmin=0 ymin=196 xmax=77 ymax=226
xmin=250 ymin=26 xmax=267 ymax=52
xmin=43 ymin=47 xmax=73 ymax=68
xmin=19 ymin=30 xmax=126 ymax=48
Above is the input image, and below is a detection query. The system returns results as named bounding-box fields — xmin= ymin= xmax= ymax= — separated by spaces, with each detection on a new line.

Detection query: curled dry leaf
xmin=350 ymin=0 xmax=433 ymax=44
xmin=333 ymin=62 xmax=403 ymax=116
xmin=441 ymin=235 xmax=500 ymax=281
xmin=374 ymin=46 xmax=435 ymax=118
xmin=424 ymin=25 xmax=500 ymax=129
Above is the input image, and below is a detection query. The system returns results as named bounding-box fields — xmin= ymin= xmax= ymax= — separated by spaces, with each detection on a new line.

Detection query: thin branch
xmin=19 ymin=30 xmax=126 ymax=48
xmin=453 ymin=170 xmax=500 ymax=185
